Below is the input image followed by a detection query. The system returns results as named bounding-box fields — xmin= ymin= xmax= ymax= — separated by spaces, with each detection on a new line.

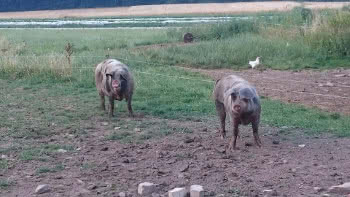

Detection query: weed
xmin=0 ymin=179 xmax=12 ymax=190
xmin=0 ymin=160 xmax=8 ymax=171
xmin=36 ymin=164 xmax=64 ymax=174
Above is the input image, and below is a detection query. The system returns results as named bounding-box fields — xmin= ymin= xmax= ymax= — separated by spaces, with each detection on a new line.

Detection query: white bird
xmin=249 ymin=57 xmax=261 ymax=69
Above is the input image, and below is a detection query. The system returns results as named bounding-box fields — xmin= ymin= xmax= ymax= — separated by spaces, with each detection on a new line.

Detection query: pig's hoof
xmin=220 ymin=130 xmax=226 ymax=139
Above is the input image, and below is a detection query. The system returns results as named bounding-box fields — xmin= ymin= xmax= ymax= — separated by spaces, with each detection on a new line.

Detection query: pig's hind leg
xmin=99 ymin=92 xmax=105 ymax=111
xmin=108 ymin=97 xmax=115 ymax=118
xmin=125 ymin=95 xmax=134 ymax=118
xmin=252 ymin=120 xmax=262 ymax=147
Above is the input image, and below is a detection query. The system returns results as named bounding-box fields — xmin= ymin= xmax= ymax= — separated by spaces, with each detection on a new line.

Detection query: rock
xmin=282 ymin=159 xmax=288 ymax=164
xmin=35 ymin=184 xmax=50 ymax=194
xmin=57 ymin=149 xmax=67 ymax=153
xmin=313 ymin=187 xmax=325 ymax=192
xmin=190 ymin=185 xmax=204 ymax=197
xmin=263 ymin=189 xmax=278 ymax=197
xmin=272 ymin=140 xmax=280 ymax=145
xmin=179 ymin=163 xmax=189 ymax=172
xmin=169 ymin=187 xmax=187 ymax=197
xmin=119 ymin=192 xmax=126 ymax=197
xmin=1 ymin=155 xmax=7 ymax=159
xmin=325 ymin=82 xmax=335 ymax=87
xmin=102 ymin=122 xmax=109 ymax=126
xmin=184 ymin=137 xmax=194 ymax=143
xmin=328 ymin=182 xmax=350 ymax=194
xmin=134 ymin=128 xmax=141 ymax=132
xmin=138 ymin=182 xmax=157 ymax=195
xmin=76 ymin=179 xmax=84 ymax=185
xmin=88 ymin=184 xmax=98 ymax=190
xmin=335 ymin=74 xmax=347 ymax=77
xmin=101 ymin=147 xmax=109 ymax=151
xmin=114 ymin=127 xmax=121 ymax=130
xmin=298 ymin=144 xmax=306 ymax=148
xmin=321 ymin=194 xmax=330 ymax=197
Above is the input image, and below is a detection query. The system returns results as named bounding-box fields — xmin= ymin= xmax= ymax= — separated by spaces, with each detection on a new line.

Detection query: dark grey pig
xmin=95 ymin=59 xmax=134 ymax=118
xmin=213 ymin=75 xmax=261 ymax=150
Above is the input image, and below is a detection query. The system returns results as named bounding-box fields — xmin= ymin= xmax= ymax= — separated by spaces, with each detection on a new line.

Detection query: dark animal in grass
xmin=95 ymin=59 xmax=134 ymax=118
xmin=213 ymin=75 xmax=262 ymax=150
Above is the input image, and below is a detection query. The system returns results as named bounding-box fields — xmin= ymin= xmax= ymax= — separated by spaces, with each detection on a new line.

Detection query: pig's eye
xmin=231 ymin=93 xmax=237 ymax=101
xmin=243 ymin=98 xmax=249 ymax=103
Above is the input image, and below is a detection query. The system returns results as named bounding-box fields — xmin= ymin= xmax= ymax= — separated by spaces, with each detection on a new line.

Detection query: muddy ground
xmin=1 ymin=114 xmax=350 ymax=197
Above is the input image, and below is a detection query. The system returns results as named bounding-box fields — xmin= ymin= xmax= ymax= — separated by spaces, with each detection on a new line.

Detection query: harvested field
xmin=0 ymin=2 xmax=349 ymax=19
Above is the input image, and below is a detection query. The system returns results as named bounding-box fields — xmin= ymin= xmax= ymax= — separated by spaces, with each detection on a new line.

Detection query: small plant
xmin=0 ymin=179 xmax=12 ymax=189
xmin=65 ymin=42 xmax=74 ymax=65
xmin=36 ymin=164 xmax=64 ymax=174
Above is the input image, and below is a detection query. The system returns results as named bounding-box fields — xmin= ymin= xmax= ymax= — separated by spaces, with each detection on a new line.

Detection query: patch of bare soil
xmin=187 ymin=68 xmax=350 ymax=115
xmin=0 ymin=2 xmax=349 ymax=19
xmin=1 ymin=114 xmax=350 ymax=197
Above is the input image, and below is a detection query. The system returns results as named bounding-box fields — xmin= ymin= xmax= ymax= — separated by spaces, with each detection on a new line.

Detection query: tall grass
xmin=160 ymin=7 xmax=350 ymax=69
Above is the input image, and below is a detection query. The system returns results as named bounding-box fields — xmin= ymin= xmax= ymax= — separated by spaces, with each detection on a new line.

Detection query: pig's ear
xmin=120 ymin=73 xmax=127 ymax=81
xmin=105 ymin=74 xmax=112 ymax=92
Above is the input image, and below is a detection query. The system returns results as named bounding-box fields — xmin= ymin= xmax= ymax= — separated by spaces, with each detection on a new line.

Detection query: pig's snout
xmin=233 ymin=105 xmax=241 ymax=112
xmin=112 ymin=80 xmax=120 ymax=89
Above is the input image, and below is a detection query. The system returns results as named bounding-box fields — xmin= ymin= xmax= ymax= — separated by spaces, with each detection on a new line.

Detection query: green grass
xmin=36 ymin=164 xmax=64 ymax=174
xmin=156 ymin=8 xmax=350 ymax=70
xmin=18 ymin=144 xmax=74 ymax=161
xmin=0 ymin=179 xmax=12 ymax=190
xmin=0 ymin=9 xmax=349 ymax=142
xmin=0 ymin=160 xmax=8 ymax=172
xmin=262 ymin=99 xmax=350 ymax=136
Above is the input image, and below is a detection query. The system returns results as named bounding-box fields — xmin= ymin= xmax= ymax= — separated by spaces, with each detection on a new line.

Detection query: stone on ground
xmin=190 ymin=185 xmax=204 ymax=197
xmin=169 ymin=187 xmax=187 ymax=197
xmin=328 ymin=182 xmax=350 ymax=194
xmin=138 ymin=182 xmax=157 ymax=195
xmin=35 ymin=184 xmax=50 ymax=194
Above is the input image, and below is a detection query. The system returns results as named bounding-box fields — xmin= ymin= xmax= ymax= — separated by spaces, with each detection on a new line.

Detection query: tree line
xmin=0 ymin=0 xmax=346 ymax=12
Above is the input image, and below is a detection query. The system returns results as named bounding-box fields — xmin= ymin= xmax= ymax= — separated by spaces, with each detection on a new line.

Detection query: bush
xmin=167 ymin=19 xmax=259 ymax=42
xmin=305 ymin=10 xmax=350 ymax=57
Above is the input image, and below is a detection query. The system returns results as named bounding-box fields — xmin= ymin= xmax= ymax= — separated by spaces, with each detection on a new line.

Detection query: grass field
xmin=1 ymin=6 xmax=350 ymax=137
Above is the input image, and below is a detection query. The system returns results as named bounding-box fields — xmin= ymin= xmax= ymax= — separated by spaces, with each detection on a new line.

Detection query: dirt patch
xmin=1 ymin=114 xmax=349 ymax=197
xmin=186 ymin=67 xmax=350 ymax=115
xmin=133 ymin=42 xmax=197 ymax=52
xmin=0 ymin=2 xmax=349 ymax=19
